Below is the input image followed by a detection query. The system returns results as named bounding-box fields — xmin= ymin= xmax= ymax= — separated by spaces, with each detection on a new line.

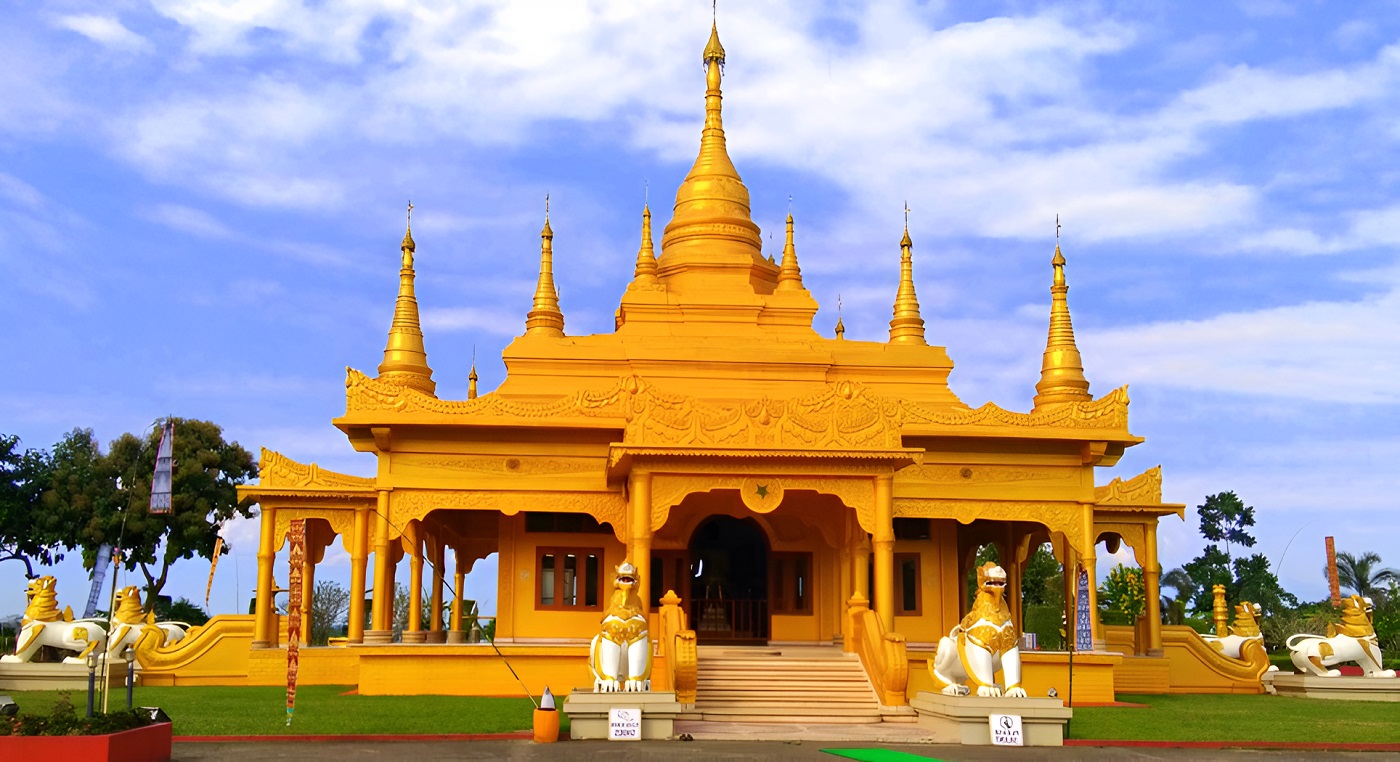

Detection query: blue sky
xmin=3 ymin=1 xmax=1399 ymax=621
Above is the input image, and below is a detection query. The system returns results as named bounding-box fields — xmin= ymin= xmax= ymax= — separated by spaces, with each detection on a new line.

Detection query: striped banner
xmin=205 ymin=536 xmax=223 ymax=610
xmin=84 ymin=544 xmax=113 ymax=618
xmin=149 ymin=422 xmax=175 ymax=514
xmin=286 ymin=519 xmax=305 ymax=726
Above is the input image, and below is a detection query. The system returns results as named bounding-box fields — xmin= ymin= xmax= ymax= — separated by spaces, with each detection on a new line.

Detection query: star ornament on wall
xmin=755 ymin=484 xmax=769 ymax=498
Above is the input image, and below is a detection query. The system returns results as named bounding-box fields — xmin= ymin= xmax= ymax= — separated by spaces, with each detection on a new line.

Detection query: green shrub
xmin=0 ymin=691 xmax=154 ymax=737
xmin=1023 ymin=604 xmax=1065 ymax=650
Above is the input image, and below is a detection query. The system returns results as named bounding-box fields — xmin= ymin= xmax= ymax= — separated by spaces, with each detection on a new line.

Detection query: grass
xmin=1070 ymin=693 xmax=1400 ymax=743
xmin=2 ymin=686 xmax=561 ymax=737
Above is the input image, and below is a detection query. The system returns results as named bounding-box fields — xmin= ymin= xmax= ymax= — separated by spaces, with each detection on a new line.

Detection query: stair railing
xmin=846 ymin=592 xmax=908 ymax=706
xmin=657 ymin=589 xmax=698 ymax=705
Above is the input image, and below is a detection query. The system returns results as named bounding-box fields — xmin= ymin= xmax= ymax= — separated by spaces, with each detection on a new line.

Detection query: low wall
xmin=906 ymin=647 xmax=1120 ymax=704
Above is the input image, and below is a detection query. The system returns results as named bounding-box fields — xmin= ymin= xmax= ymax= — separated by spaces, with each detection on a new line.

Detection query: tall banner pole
xmin=1325 ymin=536 xmax=1341 ymax=608
xmin=206 ymin=536 xmax=224 ymax=611
xmin=286 ymin=519 xmax=306 ymax=727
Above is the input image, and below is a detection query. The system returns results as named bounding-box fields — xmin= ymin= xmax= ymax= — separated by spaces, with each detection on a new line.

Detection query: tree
xmin=1330 ymin=551 xmax=1399 ymax=601
xmin=310 ymin=580 xmax=351 ymax=646
xmin=1021 ymin=543 xmax=1064 ymax=608
xmin=1233 ymin=552 xmax=1297 ymax=616
xmin=155 ymin=597 xmax=210 ymax=627
xmin=1197 ymin=491 xmax=1256 ymax=560
xmin=1098 ymin=564 xmax=1146 ymax=625
xmin=0 ymin=434 xmax=59 ymax=577
xmin=60 ymin=419 xmax=257 ymax=607
xmin=1161 ymin=567 xmax=1195 ymax=625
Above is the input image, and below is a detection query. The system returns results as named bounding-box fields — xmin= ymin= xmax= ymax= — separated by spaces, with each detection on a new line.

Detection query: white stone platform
xmin=0 ymin=660 xmax=133 ymax=691
xmin=909 ymin=690 xmax=1071 ymax=746
xmin=1271 ymin=673 xmax=1400 ymax=702
xmin=562 ymin=689 xmax=684 ymax=740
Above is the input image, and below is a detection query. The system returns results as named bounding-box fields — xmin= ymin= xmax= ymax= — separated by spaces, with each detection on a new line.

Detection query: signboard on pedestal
xmin=990 ymin=713 xmax=1024 ymax=746
xmin=1075 ymin=567 xmax=1092 ymax=652
xmin=608 ymin=707 xmax=641 ymax=741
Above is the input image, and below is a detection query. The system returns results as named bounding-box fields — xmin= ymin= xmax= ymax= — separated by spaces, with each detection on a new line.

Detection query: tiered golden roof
xmin=1033 ymin=242 xmax=1092 ymax=407
xmin=375 ymin=216 xmax=436 ymax=395
xmin=524 ymin=206 xmax=565 ymax=337
xmin=888 ymin=224 xmax=927 ymax=345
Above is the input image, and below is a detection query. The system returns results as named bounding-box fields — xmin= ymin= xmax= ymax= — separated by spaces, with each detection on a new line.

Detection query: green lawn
xmin=2 ymin=686 xmax=557 ymax=737
xmin=1070 ymin=693 xmax=1400 ymax=743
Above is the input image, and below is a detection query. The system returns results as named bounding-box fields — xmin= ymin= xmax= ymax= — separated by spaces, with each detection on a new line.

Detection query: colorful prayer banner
xmin=1326 ymin=536 xmax=1341 ymax=608
xmin=149 ymin=422 xmax=175 ymax=514
xmin=205 ymin=536 xmax=223 ymax=610
xmin=1074 ymin=566 xmax=1092 ymax=652
xmin=286 ymin=519 xmax=305 ymax=726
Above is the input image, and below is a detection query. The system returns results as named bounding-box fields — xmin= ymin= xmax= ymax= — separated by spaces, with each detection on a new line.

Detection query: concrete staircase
xmin=688 ymin=646 xmax=892 ymax=724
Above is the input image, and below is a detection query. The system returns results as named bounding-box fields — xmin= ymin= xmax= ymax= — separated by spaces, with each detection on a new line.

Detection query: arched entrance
xmin=688 ymin=516 xmax=770 ymax=644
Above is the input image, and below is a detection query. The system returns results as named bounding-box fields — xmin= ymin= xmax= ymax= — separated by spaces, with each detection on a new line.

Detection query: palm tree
xmin=1161 ymin=567 xmax=1195 ymax=625
xmin=1328 ymin=551 xmax=1399 ymax=601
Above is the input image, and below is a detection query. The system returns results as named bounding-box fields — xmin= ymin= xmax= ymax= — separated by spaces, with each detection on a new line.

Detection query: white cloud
xmin=54 ymin=14 xmax=153 ymax=54
xmin=143 ymin=203 xmax=233 ymax=238
xmin=422 ymin=306 xmax=525 ymax=336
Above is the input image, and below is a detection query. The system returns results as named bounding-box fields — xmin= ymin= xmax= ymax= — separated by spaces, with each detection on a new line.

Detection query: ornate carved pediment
xmin=344 ymin=367 xmax=636 ymax=419
xmin=1095 ymin=465 xmax=1163 ymax=505
xmin=903 ymin=386 xmax=1130 ymax=431
xmin=257 ymin=449 xmax=374 ymax=491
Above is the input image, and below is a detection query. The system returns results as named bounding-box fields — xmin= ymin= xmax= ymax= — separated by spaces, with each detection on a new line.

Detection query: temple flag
xmin=286 ymin=519 xmax=306 ymax=726
xmin=149 ymin=422 xmax=175 ymax=514
xmin=1074 ymin=566 xmax=1092 ymax=652
xmin=83 ymin=544 xmax=114 ymax=618
xmin=205 ymin=536 xmax=224 ymax=610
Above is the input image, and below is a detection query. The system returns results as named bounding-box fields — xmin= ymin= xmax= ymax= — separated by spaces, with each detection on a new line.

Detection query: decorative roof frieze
xmin=1095 ymin=465 xmax=1163 ymax=505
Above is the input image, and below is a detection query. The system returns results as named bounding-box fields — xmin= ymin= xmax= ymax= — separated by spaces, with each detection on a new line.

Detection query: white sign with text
xmin=608 ymin=707 xmax=642 ymax=741
xmin=989 ymin=713 xmax=1024 ymax=746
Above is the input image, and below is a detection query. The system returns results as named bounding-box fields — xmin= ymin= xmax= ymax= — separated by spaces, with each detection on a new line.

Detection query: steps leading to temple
xmin=689 ymin=646 xmax=886 ymax=724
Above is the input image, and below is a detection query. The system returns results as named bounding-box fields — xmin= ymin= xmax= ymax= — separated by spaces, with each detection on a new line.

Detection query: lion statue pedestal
xmin=1272 ymin=594 xmax=1400 ymax=702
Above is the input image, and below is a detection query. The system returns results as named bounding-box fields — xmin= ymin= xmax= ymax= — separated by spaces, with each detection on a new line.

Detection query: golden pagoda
xmin=136 ymin=21 xmax=1280 ymax=708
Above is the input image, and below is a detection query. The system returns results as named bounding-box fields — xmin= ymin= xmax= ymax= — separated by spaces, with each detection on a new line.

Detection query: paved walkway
xmin=172 ymin=738 xmax=1400 ymax=760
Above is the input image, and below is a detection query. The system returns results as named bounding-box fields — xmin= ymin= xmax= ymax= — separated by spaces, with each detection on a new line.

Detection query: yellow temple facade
xmin=183 ymin=23 xmax=1275 ymax=706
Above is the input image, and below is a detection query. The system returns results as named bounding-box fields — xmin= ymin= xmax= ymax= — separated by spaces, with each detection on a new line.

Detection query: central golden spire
xmin=1033 ymin=233 xmax=1091 ymax=407
xmin=378 ymin=206 xmax=436 ymax=395
xmin=888 ymin=218 xmax=927 ymax=345
xmin=525 ymin=200 xmax=565 ymax=337
xmin=658 ymin=21 xmax=767 ymax=289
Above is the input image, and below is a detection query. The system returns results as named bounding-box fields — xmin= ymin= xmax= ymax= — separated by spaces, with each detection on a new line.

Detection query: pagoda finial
xmin=632 ymin=201 xmax=659 ymax=285
xmin=835 ymin=293 xmax=846 ymax=340
xmin=775 ymin=207 xmax=805 ymax=291
xmin=378 ymin=207 xmax=436 ymax=395
xmin=525 ymin=197 xmax=565 ymax=337
xmin=468 ymin=364 xmax=479 ymax=400
xmin=1033 ymin=219 xmax=1092 ymax=407
xmin=888 ymin=204 xmax=926 ymax=344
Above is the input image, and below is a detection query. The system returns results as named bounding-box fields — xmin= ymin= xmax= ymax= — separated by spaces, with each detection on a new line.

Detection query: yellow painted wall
xmin=907 ymin=648 xmax=1120 ymax=705
xmin=356 ymin=644 xmax=590 ymax=697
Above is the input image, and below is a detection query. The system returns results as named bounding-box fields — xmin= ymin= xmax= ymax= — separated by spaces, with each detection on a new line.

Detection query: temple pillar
xmin=429 ymin=536 xmax=446 ymax=642
xmin=1005 ymin=525 xmax=1023 ymax=634
xmin=348 ymin=504 xmax=369 ymax=644
xmin=1081 ymin=502 xmax=1102 ymax=649
xmin=252 ymin=505 xmax=277 ymax=648
xmin=300 ymin=524 xmax=316 ymax=645
xmin=1144 ymin=522 xmax=1163 ymax=656
xmin=448 ymin=547 xmax=466 ymax=644
xmin=629 ymin=471 xmax=653 ymax=617
xmin=404 ymin=522 xmax=425 ymax=643
xmin=366 ymin=491 xmax=393 ymax=644
xmin=873 ymin=474 xmax=895 ymax=634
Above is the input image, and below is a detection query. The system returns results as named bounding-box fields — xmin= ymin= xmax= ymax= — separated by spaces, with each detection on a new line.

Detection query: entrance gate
xmin=687 ymin=516 xmax=770 ymax=644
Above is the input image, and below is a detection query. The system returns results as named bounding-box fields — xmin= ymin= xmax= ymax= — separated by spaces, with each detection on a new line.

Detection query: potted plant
xmin=0 ymin=693 xmax=172 ymax=762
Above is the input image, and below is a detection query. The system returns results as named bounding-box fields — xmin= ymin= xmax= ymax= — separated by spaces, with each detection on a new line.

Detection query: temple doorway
xmin=688 ymin=515 xmax=770 ymax=644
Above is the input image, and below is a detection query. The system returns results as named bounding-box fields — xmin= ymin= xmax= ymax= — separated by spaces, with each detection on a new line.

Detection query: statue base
xmin=1271 ymin=674 xmax=1400 ymax=702
xmin=909 ymin=691 xmax=1071 ymax=746
xmin=562 ymin=690 xmax=683 ymax=740
xmin=0 ymin=660 xmax=133 ymax=691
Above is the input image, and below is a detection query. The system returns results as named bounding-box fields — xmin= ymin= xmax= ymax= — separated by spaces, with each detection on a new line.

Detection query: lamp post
xmin=124 ymin=645 xmax=136 ymax=709
xmin=85 ymin=651 xmax=98 ymax=718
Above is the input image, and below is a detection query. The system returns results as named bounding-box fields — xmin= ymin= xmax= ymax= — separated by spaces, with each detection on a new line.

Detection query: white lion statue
xmin=930 ymin=562 xmax=1026 ymax=698
xmin=106 ymin=586 xmax=188 ymax=660
xmin=1 ymin=576 xmax=107 ymax=664
xmin=588 ymin=560 xmax=651 ymax=692
xmin=1287 ymin=594 xmax=1395 ymax=678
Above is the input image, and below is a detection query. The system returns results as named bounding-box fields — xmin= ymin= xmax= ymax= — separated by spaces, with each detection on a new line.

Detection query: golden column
xmin=1144 ymin=522 xmax=1163 ymax=655
xmin=429 ymin=538 xmax=446 ymax=640
xmin=348 ymin=504 xmax=370 ymax=643
xmin=629 ymin=472 xmax=653 ymax=616
xmin=300 ymin=524 xmax=316 ymax=645
xmin=404 ymin=522 xmax=425 ymax=643
xmin=448 ymin=548 xmax=466 ymax=644
xmin=367 ymin=490 xmax=393 ymax=643
xmin=1004 ymin=527 xmax=1024 ymax=633
xmin=873 ymin=474 xmax=896 ymax=633
xmin=1080 ymin=502 xmax=1101 ymax=648
xmin=252 ymin=505 xmax=277 ymax=648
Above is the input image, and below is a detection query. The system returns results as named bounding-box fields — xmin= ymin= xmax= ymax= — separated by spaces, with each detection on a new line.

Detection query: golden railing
xmin=657 ymin=590 xmax=698 ymax=705
xmin=845 ymin=593 xmax=908 ymax=705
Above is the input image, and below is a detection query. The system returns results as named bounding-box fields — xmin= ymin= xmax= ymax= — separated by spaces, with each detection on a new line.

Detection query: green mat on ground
xmin=822 ymin=750 xmax=939 ymax=761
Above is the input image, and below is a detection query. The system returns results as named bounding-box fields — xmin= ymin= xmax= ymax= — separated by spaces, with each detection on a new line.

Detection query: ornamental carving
xmin=900 ymin=464 xmax=1063 ymax=484
xmin=649 ymin=474 xmax=874 ymax=534
xmin=345 ymin=367 xmax=635 ymax=418
xmin=273 ymin=509 xmax=355 ymax=551
xmin=258 ymin=449 xmax=374 ymax=491
xmin=902 ymin=386 xmax=1130 ymax=430
xmin=1095 ymin=522 xmax=1148 ymax=566
xmin=894 ymin=498 xmax=1087 ymax=555
xmin=1095 ymin=466 xmax=1163 ymax=505
xmin=389 ymin=489 xmax=627 ymax=536
xmin=392 ymin=454 xmax=598 ymax=476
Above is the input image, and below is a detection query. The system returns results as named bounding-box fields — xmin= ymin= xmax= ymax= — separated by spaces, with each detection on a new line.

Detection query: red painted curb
xmin=175 ymin=732 xmax=535 ymax=742
xmin=1068 ymin=740 xmax=1400 ymax=751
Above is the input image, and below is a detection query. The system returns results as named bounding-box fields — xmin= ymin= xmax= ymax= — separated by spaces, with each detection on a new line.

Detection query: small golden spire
xmin=1033 ymin=219 xmax=1092 ymax=407
xmin=632 ymin=203 xmax=659 ymax=285
xmin=378 ymin=203 xmax=436 ymax=394
xmin=835 ymin=293 xmax=845 ymax=339
xmin=525 ymin=197 xmax=565 ymax=337
xmin=775 ymin=211 xmax=805 ymax=291
xmin=467 ymin=363 xmax=479 ymax=400
xmin=888 ymin=204 xmax=926 ymax=345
